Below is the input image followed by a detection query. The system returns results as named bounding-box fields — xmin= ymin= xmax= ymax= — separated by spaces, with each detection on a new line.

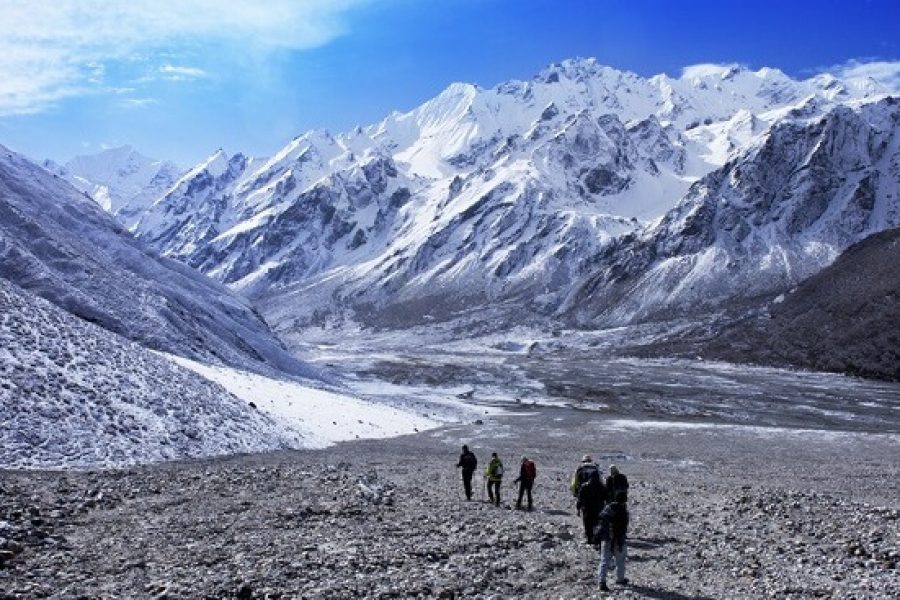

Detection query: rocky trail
xmin=1 ymin=408 xmax=899 ymax=599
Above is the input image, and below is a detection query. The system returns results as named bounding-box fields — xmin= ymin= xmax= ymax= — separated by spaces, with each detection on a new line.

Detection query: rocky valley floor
xmin=2 ymin=407 xmax=899 ymax=599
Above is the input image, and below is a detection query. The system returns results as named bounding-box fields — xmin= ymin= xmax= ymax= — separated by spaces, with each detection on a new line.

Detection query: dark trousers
xmin=517 ymin=480 xmax=533 ymax=509
xmin=487 ymin=479 xmax=501 ymax=505
xmin=462 ymin=471 xmax=474 ymax=500
xmin=583 ymin=509 xmax=600 ymax=544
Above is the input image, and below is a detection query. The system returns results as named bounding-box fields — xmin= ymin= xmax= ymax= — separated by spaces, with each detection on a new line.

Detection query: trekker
xmin=485 ymin=452 xmax=504 ymax=506
xmin=570 ymin=455 xmax=601 ymax=496
xmin=577 ymin=470 xmax=606 ymax=544
xmin=456 ymin=445 xmax=478 ymax=501
xmin=597 ymin=490 xmax=629 ymax=591
xmin=514 ymin=455 xmax=536 ymax=510
xmin=606 ymin=465 xmax=629 ymax=503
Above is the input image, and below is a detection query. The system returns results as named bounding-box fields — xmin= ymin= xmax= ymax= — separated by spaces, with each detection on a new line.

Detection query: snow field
xmin=165 ymin=355 xmax=443 ymax=448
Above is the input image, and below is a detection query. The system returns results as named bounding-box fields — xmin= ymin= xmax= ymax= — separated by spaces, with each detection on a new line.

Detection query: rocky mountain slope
xmin=566 ymin=96 xmax=900 ymax=326
xmin=692 ymin=227 xmax=900 ymax=381
xmin=0 ymin=277 xmax=293 ymax=469
xmin=43 ymin=145 xmax=182 ymax=230
xmin=117 ymin=59 xmax=895 ymax=333
xmin=0 ymin=144 xmax=314 ymax=377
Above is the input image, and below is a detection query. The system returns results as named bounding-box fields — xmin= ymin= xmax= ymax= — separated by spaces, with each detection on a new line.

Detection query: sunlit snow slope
xmin=167 ymin=356 xmax=440 ymax=448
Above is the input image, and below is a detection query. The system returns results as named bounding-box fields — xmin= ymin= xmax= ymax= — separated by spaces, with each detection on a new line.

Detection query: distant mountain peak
xmin=680 ymin=63 xmax=746 ymax=80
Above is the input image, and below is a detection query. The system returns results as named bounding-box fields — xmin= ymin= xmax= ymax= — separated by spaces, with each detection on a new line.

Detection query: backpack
xmin=579 ymin=464 xmax=599 ymax=485
xmin=578 ymin=474 xmax=604 ymax=508
xmin=523 ymin=460 xmax=536 ymax=480
xmin=494 ymin=462 xmax=504 ymax=477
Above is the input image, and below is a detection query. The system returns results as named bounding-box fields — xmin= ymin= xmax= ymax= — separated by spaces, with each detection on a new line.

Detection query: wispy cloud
xmin=120 ymin=97 xmax=159 ymax=108
xmin=827 ymin=59 xmax=900 ymax=92
xmin=159 ymin=64 xmax=208 ymax=81
xmin=0 ymin=0 xmax=373 ymax=116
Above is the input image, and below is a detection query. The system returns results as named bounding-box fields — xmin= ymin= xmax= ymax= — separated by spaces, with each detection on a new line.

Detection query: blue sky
xmin=1 ymin=0 xmax=898 ymax=166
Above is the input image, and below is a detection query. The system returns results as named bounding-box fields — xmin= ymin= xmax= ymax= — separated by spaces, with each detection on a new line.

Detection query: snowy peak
xmin=679 ymin=63 xmax=746 ymax=80
xmin=46 ymin=145 xmax=183 ymax=228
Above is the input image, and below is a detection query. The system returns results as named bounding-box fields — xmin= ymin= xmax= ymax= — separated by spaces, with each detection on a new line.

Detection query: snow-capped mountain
xmin=565 ymin=96 xmax=900 ymax=325
xmin=43 ymin=145 xmax=182 ymax=229
xmin=117 ymin=59 xmax=897 ymax=332
xmin=0 ymin=144 xmax=315 ymax=377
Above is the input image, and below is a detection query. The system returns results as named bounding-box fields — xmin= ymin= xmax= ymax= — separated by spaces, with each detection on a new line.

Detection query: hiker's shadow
xmin=628 ymin=535 xmax=679 ymax=550
xmin=626 ymin=583 xmax=715 ymax=600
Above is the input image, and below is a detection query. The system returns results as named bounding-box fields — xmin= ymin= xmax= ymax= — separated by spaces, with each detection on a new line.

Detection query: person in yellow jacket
xmin=484 ymin=452 xmax=504 ymax=506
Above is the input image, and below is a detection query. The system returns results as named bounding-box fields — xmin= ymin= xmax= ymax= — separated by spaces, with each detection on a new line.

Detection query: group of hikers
xmin=456 ymin=446 xmax=537 ymax=510
xmin=456 ymin=446 xmax=630 ymax=591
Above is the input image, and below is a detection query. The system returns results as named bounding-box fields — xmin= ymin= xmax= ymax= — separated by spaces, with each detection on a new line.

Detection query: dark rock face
xmin=711 ymin=227 xmax=900 ymax=381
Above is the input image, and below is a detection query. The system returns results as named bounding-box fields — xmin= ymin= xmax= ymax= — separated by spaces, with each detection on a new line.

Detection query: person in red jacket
xmin=514 ymin=455 xmax=537 ymax=510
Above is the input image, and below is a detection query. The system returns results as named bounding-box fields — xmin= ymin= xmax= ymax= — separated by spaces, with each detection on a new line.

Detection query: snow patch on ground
xmin=596 ymin=418 xmax=900 ymax=441
xmin=166 ymin=355 xmax=444 ymax=448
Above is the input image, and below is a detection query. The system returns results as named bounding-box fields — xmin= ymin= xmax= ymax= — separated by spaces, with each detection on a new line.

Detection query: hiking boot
xmin=599 ymin=581 xmax=609 ymax=592
xmin=615 ymin=578 xmax=629 ymax=586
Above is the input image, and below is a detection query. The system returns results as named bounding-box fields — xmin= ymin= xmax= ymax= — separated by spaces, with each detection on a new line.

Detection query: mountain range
xmin=27 ymin=58 xmax=900 ymax=379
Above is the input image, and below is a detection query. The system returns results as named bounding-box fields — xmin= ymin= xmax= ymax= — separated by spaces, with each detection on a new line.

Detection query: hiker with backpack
xmin=513 ymin=455 xmax=536 ymax=510
xmin=596 ymin=490 xmax=630 ymax=591
xmin=485 ymin=452 xmax=504 ymax=506
xmin=572 ymin=455 xmax=606 ymax=544
xmin=456 ymin=445 xmax=478 ymax=501
xmin=570 ymin=454 xmax=601 ymax=496
xmin=605 ymin=465 xmax=629 ymax=503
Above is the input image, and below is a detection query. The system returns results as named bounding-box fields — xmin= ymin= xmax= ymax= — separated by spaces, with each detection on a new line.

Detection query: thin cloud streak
xmin=120 ymin=98 xmax=159 ymax=108
xmin=159 ymin=65 xmax=208 ymax=81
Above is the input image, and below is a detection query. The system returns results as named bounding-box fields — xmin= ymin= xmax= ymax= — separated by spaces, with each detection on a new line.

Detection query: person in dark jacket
xmin=513 ymin=455 xmax=536 ymax=510
xmin=456 ymin=445 xmax=478 ymax=500
xmin=605 ymin=465 xmax=629 ymax=503
xmin=575 ymin=470 xmax=606 ymax=544
xmin=596 ymin=490 xmax=629 ymax=591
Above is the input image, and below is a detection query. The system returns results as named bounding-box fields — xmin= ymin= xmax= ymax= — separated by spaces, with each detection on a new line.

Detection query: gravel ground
xmin=1 ymin=408 xmax=899 ymax=599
